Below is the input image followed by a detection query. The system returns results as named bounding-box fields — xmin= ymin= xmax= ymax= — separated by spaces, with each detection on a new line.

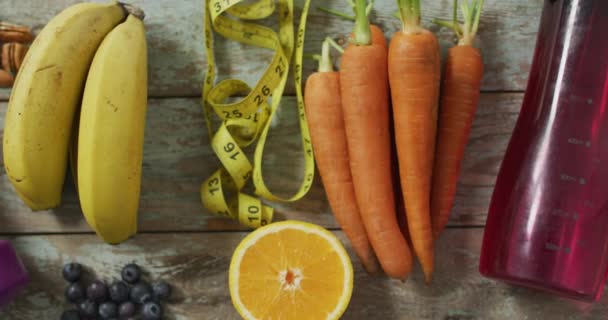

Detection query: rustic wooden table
xmin=1 ymin=0 xmax=606 ymax=319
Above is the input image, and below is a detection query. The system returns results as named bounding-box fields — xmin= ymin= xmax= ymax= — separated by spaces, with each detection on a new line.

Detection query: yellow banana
xmin=2 ymin=2 xmax=127 ymax=210
xmin=77 ymin=14 xmax=148 ymax=244
xmin=68 ymin=107 xmax=80 ymax=195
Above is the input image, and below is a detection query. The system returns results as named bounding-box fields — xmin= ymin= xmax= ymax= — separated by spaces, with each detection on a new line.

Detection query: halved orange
xmin=229 ymin=220 xmax=354 ymax=320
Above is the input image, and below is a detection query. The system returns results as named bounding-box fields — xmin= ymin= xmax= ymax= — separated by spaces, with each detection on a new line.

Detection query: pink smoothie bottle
xmin=0 ymin=240 xmax=29 ymax=307
xmin=479 ymin=0 xmax=608 ymax=301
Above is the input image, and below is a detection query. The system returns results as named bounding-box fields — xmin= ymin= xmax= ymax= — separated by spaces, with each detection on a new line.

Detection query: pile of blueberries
xmin=60 ymin=262 xmax=171 ymax=320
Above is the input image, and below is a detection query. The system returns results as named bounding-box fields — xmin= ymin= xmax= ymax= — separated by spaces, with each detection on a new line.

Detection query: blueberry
xmin=98 ymin=301 xmax=118 ymax=319
xmin=61 ymin=309 xmax=80 ymax=320
xmin=86 ymin=280 xmax=108 ymax=303
xmin=65 ymin=282 xmax=85 ymax=303
xmin=118 ymin=301 xmax=136 ymax=317
xmin=121 ymin=263 xmax=141 ymax=284
xmin=130 ymin=281 xmax=153 ymax=304
xmin=77 ymin=300 xmax=97 ymax=318
xmin=62 ymin=262 xmax=82 ymax=283
xmin=152 ymin=281 xmax=171 ymax=301
xmin=141 ymin=302 xmax=163 ymax=320
xmin=109 ymin=281 xmax=130 ymax=303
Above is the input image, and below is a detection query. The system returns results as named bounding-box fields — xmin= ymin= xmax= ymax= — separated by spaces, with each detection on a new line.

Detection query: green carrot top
xmin=434 ymin=0 xmax=484 ymax=45
xmin=317 ymin=1 xmax=374 ymax=46
xmin=396 ymin=0 xmax=422 ymax=33
xmin=352 ymin=0 xmax=373 ymax=45
xmin=317 ymin=0 xmax=373 ymax=22
xmin=310 ymin=37 xmax=344 ymax=73
xmin=318 ymin=39 xmax=333 ymax=72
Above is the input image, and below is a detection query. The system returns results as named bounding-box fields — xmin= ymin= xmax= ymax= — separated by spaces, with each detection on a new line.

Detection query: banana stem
xmin=119 ymin=2 xmax=145 ymax=20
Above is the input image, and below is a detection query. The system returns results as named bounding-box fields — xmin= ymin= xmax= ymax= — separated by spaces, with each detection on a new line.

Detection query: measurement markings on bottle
xmin=559 ymin=173 xmax=586 ymax=184
xmin=545 ymin=242 xmax=571 ymax=253
xmin=550 ymin=208 xmax=579 ymax=221
xmin=567 ymin=137 xmax=591 ymax=147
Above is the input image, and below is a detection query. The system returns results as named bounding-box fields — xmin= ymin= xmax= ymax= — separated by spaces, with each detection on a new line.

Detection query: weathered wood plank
xmin=0 ymin=229 xmax=605 ymax=319
xmin=0 ymin=0 xmax=542 ymax=100
xmin=0 ymin=93 xmax=521 ymax=233
xmin=1 ymin=0 xmax=207 ymax=100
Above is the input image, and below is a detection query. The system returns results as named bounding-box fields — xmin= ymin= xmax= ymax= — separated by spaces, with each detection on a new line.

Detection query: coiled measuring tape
xmin=201 ymin=0 xmax=314 ymax=228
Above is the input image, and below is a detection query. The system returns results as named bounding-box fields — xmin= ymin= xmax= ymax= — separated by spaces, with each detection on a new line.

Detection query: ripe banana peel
xmin=3 ymin=1 xmax=148 ymax=245
xmin=77 ymin=14 xmax=148 ymax=244
xmin=2 ymin=2 xmax=127 ymax=210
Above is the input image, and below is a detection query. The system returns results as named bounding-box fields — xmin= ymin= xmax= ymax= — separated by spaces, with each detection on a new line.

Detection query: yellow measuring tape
xmin=201 ymin=0 xmax=314 ymax=228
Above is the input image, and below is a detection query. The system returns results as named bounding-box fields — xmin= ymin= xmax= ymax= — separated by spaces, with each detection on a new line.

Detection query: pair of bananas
xmin=2 ymin=1 xmax=148 ymax=244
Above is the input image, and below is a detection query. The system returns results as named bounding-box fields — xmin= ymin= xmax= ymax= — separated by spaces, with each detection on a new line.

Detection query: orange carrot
xmin=390 ymin=110 xmax=412 ymax=247
xmin=366 ymin=24 xmax=387 ymax=48
xmin=389 ymin=0 xmax=441 ymax=283
xmin=431 ymin=0 xmax=484 ymax=239
xmin=340 ymin=0 xmax=412 ymax=280
xmin=304 ymin=38 xmax=379 ymax=273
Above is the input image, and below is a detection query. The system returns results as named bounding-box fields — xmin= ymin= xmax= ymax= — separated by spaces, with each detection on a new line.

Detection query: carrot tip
xmin=362 ymin=261 xmax=380 ymax=274
xmin=432 ymin=230 xmax=442 ymax=242
xmin=424 ymin=273 xmax=433 ymax=284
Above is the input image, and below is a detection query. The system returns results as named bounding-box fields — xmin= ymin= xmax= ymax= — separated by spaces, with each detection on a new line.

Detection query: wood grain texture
xmin=0 ymin=93 xmax=520 ymax=233
xmin=0 ymin=0 xmax=542 ymax=101
xmin=1 ymin=229 xmax=606 ymax=319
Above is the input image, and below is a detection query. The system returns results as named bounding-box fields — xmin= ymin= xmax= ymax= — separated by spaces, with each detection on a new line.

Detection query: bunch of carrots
xmin=304 ymin=0 xmax=484 ymax=282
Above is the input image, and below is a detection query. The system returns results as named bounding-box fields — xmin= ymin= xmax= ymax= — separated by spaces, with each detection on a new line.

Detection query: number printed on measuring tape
xmin=247 ymin=205 xmax=260 ymax=223
xmin=210 ymin=0 xmax=239 ymax=16
xmin=200 ymin=0 xmax=314 ymax=228
xmin=223 ymin=142 xmax=238 ymax=157
xmin=222 ymin=109 xmax=243 ymax=119
xmin=208 ymin=176 xmax=220 ymax=195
